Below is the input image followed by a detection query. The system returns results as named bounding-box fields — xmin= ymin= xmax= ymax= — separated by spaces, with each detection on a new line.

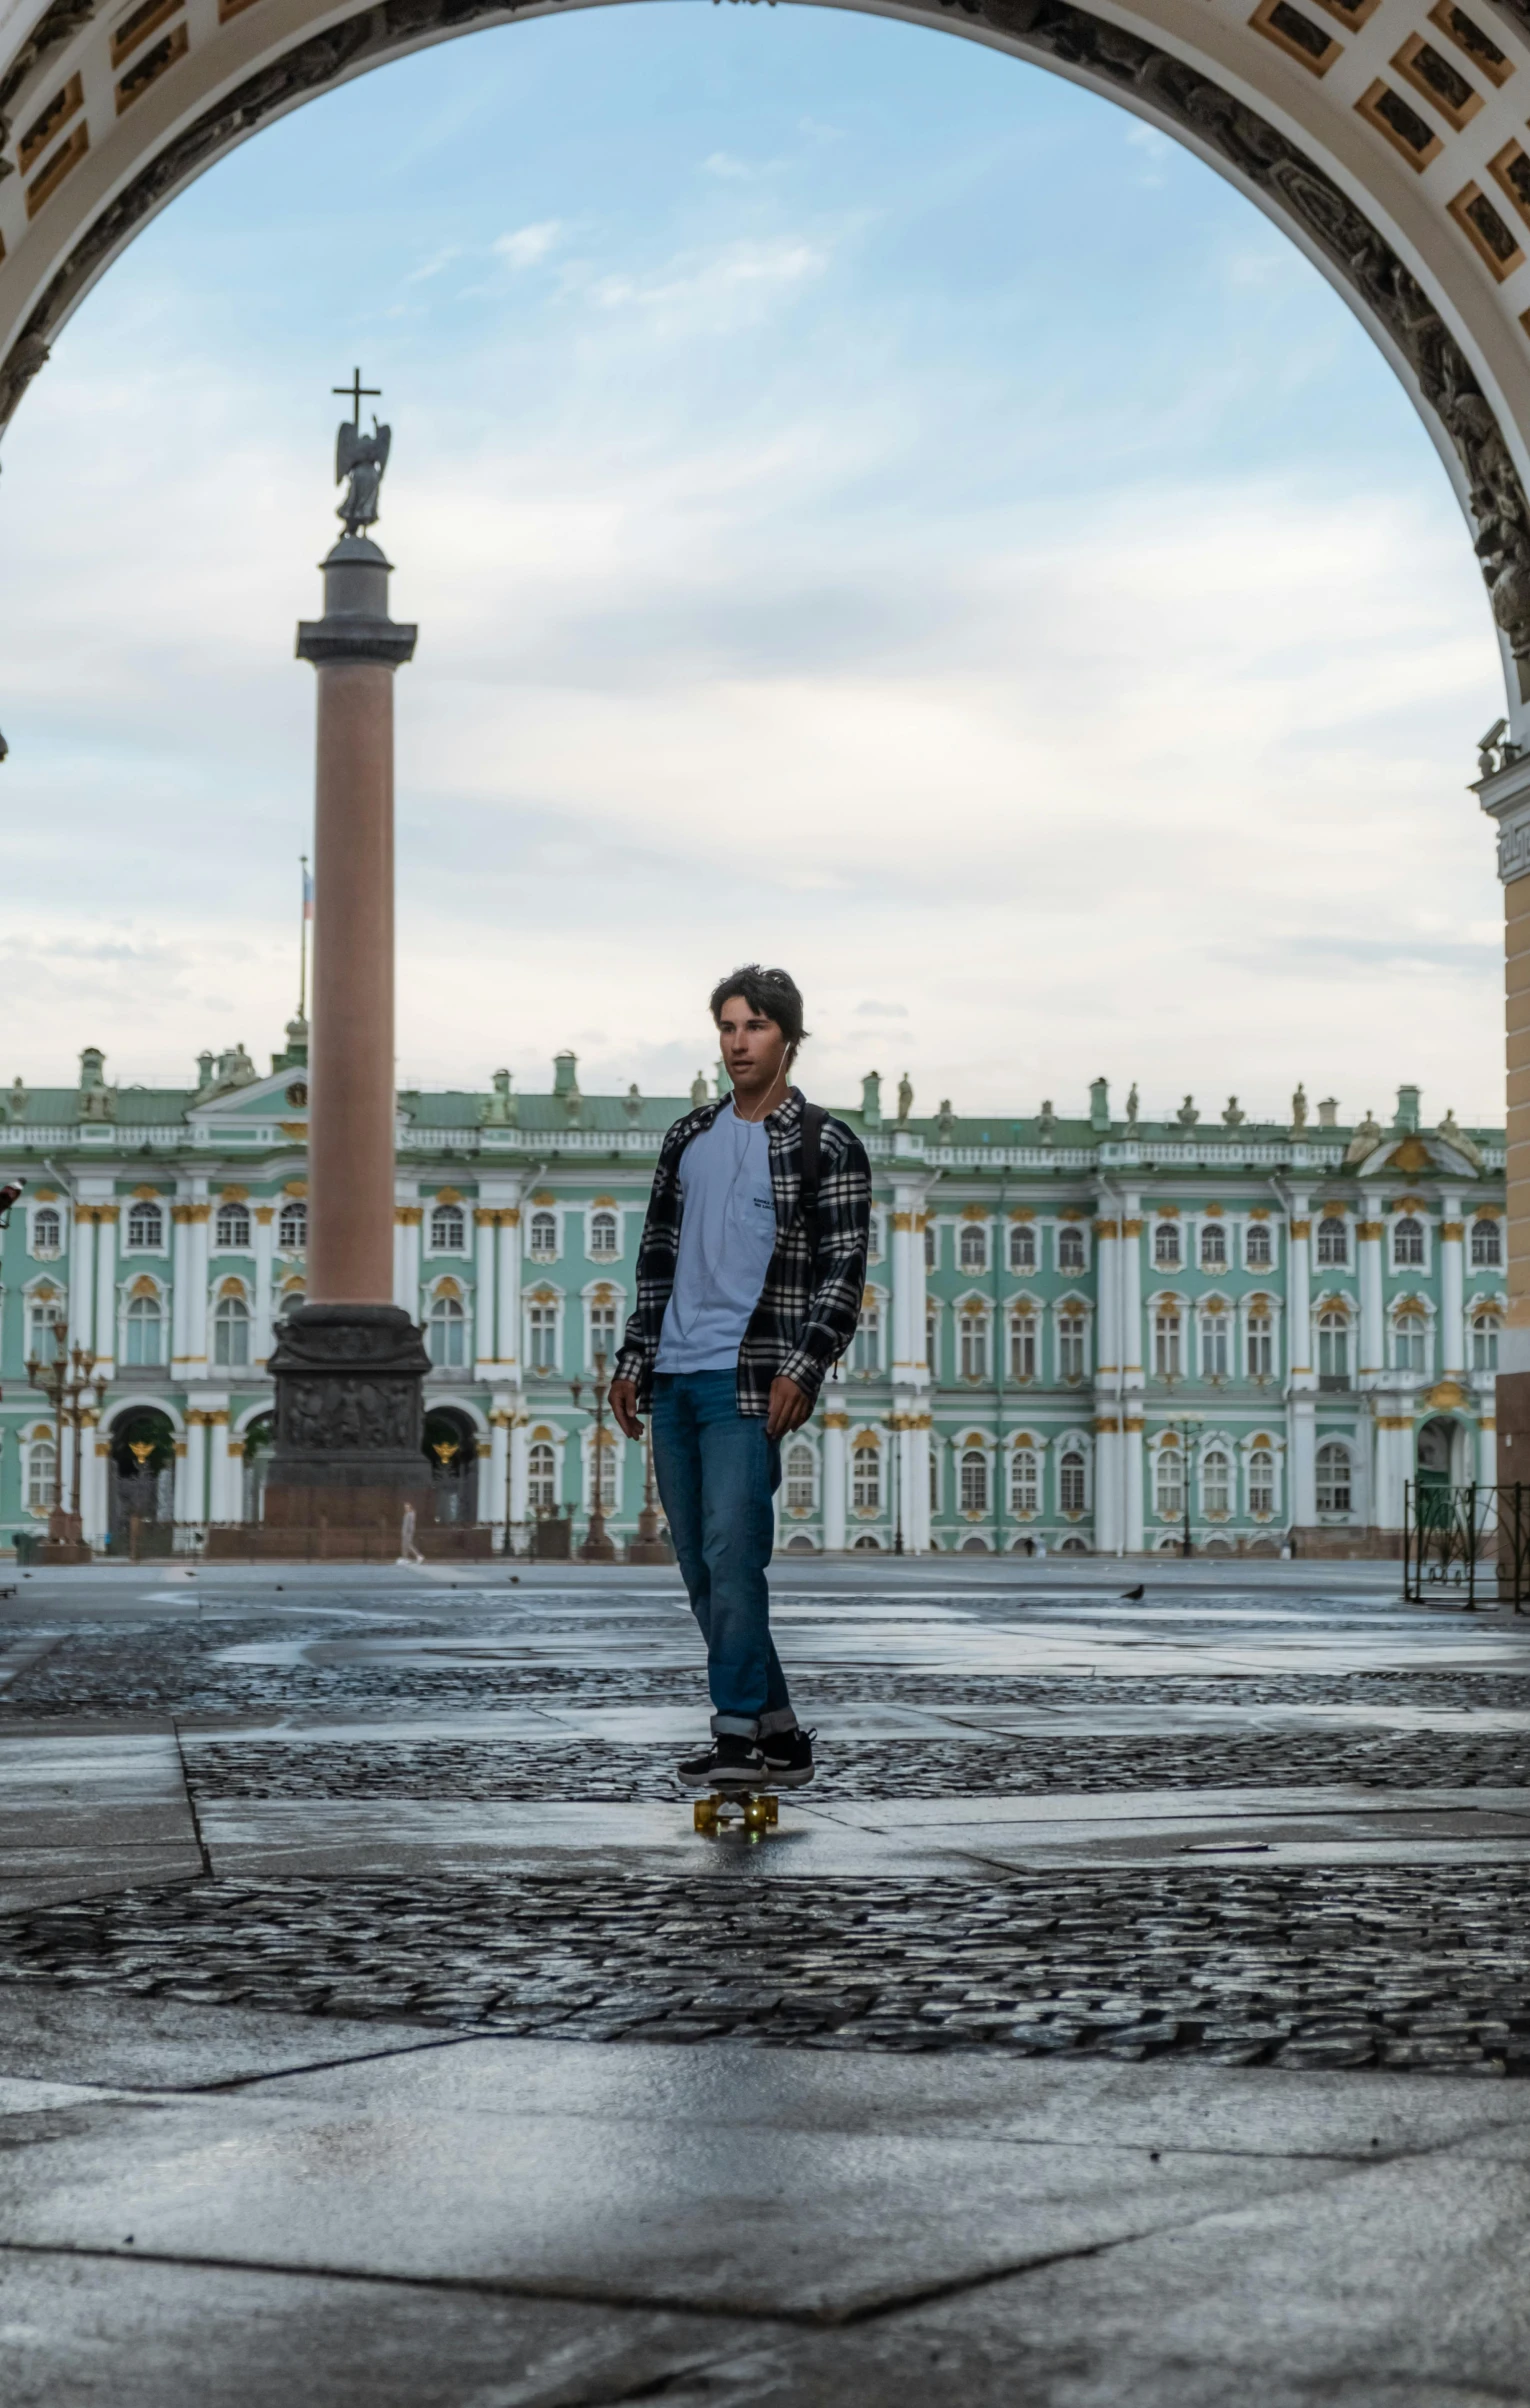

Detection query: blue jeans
xmin=650 ymin=1370 xmax=796 ymax=1738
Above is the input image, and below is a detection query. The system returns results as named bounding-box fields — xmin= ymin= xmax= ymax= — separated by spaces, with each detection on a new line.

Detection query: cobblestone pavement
xmin=3 ymin=1864 xmax=1529 ymax=2073
xmin=181 ymin=1727 xmax=1530 ymax=1801
xmin=8 ymin=1615 xmax=1530 ymax=1720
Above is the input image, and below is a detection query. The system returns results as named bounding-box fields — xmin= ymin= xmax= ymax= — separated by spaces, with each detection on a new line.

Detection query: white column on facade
xmin=252 ymin=1205 xmax=275 ymax=1363
xmin=1373 ymin=1410 xmax=1409 ymax=1530
xmin=1093 ymin=1209 xmax=1121 ymax=1555
xmin=888 ymin=1182 xmax=930 ymax=1550
xmin=83 ymin=1424 xmax=108 ymax=1547
xmin=170 ymin=1195 xmax=193 ymax=1372
xmin=1480 ymin=1410 xmax=1498 ymax=1488
xmin=1440 ymin=1193 xmax=1466 ymax=1375
xmin=171 ymin=1427 xmax=191 ymax=1528
xmin=185 ymin=1192 xmax=210 ymax=1380
xmin=821 ymin=1411 xmax=848 ymax=1552
xmin=399 ymin=1207 xmax=422 ymax=1324
xmin=205 ymin=1402 xmax=231 ymax=1523
xmin=68 ymin=1206 xmax=95 ymax=1358
xmin=474 ymin=1209 xmax=497 ymax=1375
xmin=184 ymin=1413 xmax=208 ymax=1528
xmin=509 ymin=1416 xmax=529 ymax=1533
xmin=1121 ymin=1194 xmax=1145 ymax=1553
xmin=1358 ymin=1210 xmax=1384 ymax=1386
xmin=93 ymin=1205 xmax=118 ymax=1378
xmin=496 ymin=1206 xmax=523 ymax=1373
xmin=1283 ymin=1191 xmax=1316 ymax=1530
xmin=486 ymin=1403 xmax=511 ymax=1540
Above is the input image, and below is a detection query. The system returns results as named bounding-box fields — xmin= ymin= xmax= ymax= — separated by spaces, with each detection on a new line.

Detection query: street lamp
xmin=569 ymin=1352 xmax=618 ymax=1563
xmin=26 ymin=1320 xmax=97 ymax=1551
xmin=1167 ymin=1412 xmax=1201 ymax=1559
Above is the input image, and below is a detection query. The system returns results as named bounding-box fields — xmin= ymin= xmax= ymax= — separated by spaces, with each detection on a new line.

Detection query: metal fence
xmin=1402 ymin=1480 xmax=1530 ymax=1611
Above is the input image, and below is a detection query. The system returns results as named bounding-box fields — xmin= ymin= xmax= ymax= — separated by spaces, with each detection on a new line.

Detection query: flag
xmin=302 ymin=862 xmax=314 ymax=920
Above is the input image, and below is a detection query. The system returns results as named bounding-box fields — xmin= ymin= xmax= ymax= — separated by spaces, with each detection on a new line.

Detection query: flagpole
xmin=298 ymin=853 xmax=310 ymax=1020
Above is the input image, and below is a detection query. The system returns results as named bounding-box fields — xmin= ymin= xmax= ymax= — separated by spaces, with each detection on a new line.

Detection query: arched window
xmin=1057 ymin=1314 xmax=1087 ymax=1381
xmin=127 ymin=1201 xmax=164 ymax=1251
xmin=1154 ymin=1444 xmax=1183 ymax=1519
xmin=1473 ymin=1313 xmax=1501 ymax=1372
xmin=1154 ymin=1307 xmax=1182 ymax=1378
xmin=1010 ymin=1446 xmax=1039 ymax=1515
xmin=27 ymin=1295 xmax=63 ymax=1359
xmin=1316 ymin=1216 xmax=1348 ymax=1267
xmin=926 ymin=1306 xmax=939 ymax=1378
xmin=124 ymin=1293 xmax=163 ymax=1366
xmin=527 ymin=1303 xmax=557 ymax=1373
xmin=1318 ymin=1310 xmax=1350 ymax=1385
xmin=1009 ymin=1311 xmax=1036 ymax=1382
xmin=923 ymin=1222 xmax=936 ymax=1270
xmin=1059 ymin=1448 xmax=1086 ymax=1515
xmin=852 ymin=1437 xmax=881 ymax=1512
xmin=529 ymin=1210 xmax=557 ymax=1259
xmin=590 ymin=1210 xmax=619 ymax=1258
xmin=428 ymin=1293 xmax=467 ymax=1367
xmin=1201 ymin=1447 xmax=1231 ymax=1518
xmin=959 ymin=1447 xmax=988 ymax=1513
xmin=958 ymin=1222 xmax=988 ymax=1273
xmin=1057 ymin=1225 xmax=1085 ymax=1272
xmin=1245 ymin=1221 xmax=1272 ymax=1269
xmin=278 ymin=1198 xmax=307 ymax=1251
xmin=589 ymin=1299 xmax=619 ymax=1368
xmin=527 ymin=1440 xmax=557 ymax=1511
xmin=1200 ymin=1311 xmax=1229 ymax=1380
xmin=1315 ymin=1441 xmax=1352 ymax=1515
xmin=1472 ymin=1219 xmax=1502 ymax=1267
xmin=1248 ymin=1447 xmax=1276 ymax=1516
xmin=26 ymin=1435 xmax=57 ymax=1512
xmin=784 ymin=1442 xmax=816 ymax=1511
xmin=31 ymin=1206 xmax=60 ymax=1256
xmin=1393 ymin=1215 xmax=1425 ymax=1267
xmin=429 ymin=1203 xmax=465 ymax=1254
xmin=929 ymin=1447 xmax=941 ymax=1513
xmin=1391 ymin=1309 xmax=1426 ymax=1374
xmin=1246 ymin=1308 xmax=1274 ymax=1379
xmin=280 ymin=1289 xmax=306 ymax=1319
xmin=215 ymin=1202 xmax=250 ymax=1250
xmin=959 ymin=1308 xmax=988 ymax=1381
xmin=1154 ymin=1222 xmax=1180 ymax=1269
xmin=1199 ymin=1222 xmax=1227 ymax=1270
xmin=1008 ymin=1223 xmax=1035 ymax=1272
xmin=213 ymin=1294 xmax=251 ymax=1368
xmin=851 ymin=1296 xmax=881 ymax=1374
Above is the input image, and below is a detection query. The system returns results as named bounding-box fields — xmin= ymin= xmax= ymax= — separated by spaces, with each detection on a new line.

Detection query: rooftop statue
xmin=332 ymin=367 xmax=390 ymax=537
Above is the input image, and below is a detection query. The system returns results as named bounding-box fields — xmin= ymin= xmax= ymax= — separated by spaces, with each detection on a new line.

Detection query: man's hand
xmin=766 ymin=1374 xmax=812 ymax=1440
xmin=608 ymin=1377 xmax=644 ymax=1440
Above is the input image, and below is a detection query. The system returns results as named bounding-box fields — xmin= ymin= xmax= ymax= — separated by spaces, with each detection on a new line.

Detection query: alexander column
xmin=264 ymin=373 xmax=431 ymax=1542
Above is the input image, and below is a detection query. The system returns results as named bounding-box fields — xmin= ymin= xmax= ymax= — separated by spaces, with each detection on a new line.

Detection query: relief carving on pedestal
xmin=279 ymin=1374 xmax=417 ymax=1452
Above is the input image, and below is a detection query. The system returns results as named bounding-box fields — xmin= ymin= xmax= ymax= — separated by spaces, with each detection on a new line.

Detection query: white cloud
xmin=493 ymin=220 xmax=564 ymax=270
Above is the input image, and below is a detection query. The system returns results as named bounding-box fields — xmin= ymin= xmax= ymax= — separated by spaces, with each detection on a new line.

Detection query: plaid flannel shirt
xmin=614 ymin=1087 xmax=871 ymax=1417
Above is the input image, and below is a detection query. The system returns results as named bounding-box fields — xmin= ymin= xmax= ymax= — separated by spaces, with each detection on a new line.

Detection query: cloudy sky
xmin=0 ymin=1 xmax=1508 ymax=1123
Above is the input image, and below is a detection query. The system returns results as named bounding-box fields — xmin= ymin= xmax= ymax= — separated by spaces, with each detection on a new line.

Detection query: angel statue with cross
xmin=333 ymin=366 xmax=391 ymax=536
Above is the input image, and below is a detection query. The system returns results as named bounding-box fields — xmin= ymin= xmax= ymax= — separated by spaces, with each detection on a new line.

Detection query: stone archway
xmin=423 ymin=1403 xmax=478 ymax=1526
xmin=105 ymin=1404 xmax=176 ymax=1554
xmin=9 ymin=0 xmax=1530 ymax=1425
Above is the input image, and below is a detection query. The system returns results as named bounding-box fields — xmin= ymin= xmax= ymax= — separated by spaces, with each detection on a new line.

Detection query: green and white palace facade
xmin=0 ymin=1033 xmax=1507 ymax=1558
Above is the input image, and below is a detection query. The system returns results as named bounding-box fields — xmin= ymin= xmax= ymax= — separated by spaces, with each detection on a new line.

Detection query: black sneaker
xmin=677 ymin=1733 xmax=764 ymax=1790
xmin=758 ymin=1725 xmax=815 ymax=1787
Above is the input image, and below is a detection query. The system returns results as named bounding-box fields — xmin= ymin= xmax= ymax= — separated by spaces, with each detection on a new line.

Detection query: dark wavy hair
xmin=709 ymin=965 xmax=808 ymax=1066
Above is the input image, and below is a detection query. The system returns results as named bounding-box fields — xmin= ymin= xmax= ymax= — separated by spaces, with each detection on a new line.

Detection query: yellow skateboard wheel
xmin=694 ymin=1797 xmax=718 ymax=1832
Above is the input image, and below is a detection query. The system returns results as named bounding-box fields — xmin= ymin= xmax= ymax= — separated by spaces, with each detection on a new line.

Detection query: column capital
xmin=1474 ymin=745 xmax=1530 ymax=882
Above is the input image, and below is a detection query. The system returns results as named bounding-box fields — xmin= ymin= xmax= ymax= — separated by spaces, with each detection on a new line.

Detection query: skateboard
xmin=693 ymin=1788 xmax=780 ymax=1836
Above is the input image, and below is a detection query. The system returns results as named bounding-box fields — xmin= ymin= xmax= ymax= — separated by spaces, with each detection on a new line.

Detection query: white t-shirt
xmin=654 ymin=1106 xmax=778 ymax=1373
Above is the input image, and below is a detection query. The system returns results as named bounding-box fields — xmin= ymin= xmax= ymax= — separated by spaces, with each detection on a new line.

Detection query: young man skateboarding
xmin=609 ymin=966 xmax=871 ymax=1792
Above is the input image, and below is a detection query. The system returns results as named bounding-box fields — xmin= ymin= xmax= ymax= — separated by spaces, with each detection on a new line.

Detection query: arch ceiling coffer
xmin=8 ymin=0 xmax=1530 ymax=700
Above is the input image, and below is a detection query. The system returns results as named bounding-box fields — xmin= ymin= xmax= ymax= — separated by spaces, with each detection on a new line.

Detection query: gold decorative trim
xmin=1394 ymin=30 xmax=1484 ymax=129
xmin=1355 ymin=79 xmax=1444 ymax=172
xmin=1357 ymin=1220 xmax=1384 ymax=1240
xmin=1428 ymin=0 xmax=1512 ymax=86
xmin=1250 ymin=0 xmax=1340 ymax=75
xmin=1441 ymin=1221 xmax=1465 ymax=1240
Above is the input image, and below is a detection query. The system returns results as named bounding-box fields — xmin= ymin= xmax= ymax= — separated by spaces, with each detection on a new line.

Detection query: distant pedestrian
xmin=609 ymin=966 xmax=871 ymax=1793
xmin=397 ymin=1503 xmax=425 ymax=1565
